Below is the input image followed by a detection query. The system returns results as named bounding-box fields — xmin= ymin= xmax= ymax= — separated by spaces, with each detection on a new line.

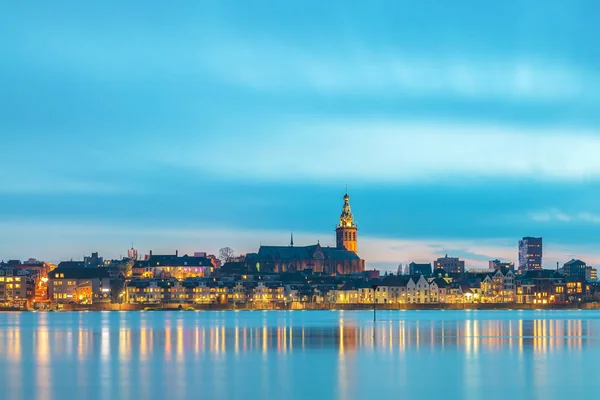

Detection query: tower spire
xmin=290 ymin=232 xmax=294 ymax=247
xmin=336 ymin=188 xmax=358 ymax=252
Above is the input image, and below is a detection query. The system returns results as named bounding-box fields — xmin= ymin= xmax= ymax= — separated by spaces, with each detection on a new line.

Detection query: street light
xmin=371 ymin=284 xmax=379 ymax=322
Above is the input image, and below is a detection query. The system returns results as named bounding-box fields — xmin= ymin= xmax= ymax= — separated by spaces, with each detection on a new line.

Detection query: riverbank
xmin=4 ymin=302 xmax=600 ymax=312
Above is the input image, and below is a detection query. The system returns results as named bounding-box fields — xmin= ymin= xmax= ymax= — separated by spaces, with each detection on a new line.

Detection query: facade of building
xmin=132 ymin=252 xmax=214 ymax=279
xmin=586 ymin=267 xmax=598 ymax=282
xmin=518 ymin=237 xmax=543 ymax=271
xmin=49 ymin=267 xmax=111 ymax=304
xmin=0 ymin=267 xmax=35 ymax=307
xmin=246 ymin=191 xmax=365 ymax=275
xmin=434 ymin=255 xmax=465 ymax=276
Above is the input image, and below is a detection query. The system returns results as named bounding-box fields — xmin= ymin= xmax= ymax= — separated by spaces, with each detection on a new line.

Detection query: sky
xmin=1 ymin=1 xmax=600 ymax=270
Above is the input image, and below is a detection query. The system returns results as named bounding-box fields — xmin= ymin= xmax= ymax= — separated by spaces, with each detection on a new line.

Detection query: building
xmin=0 ymin=266 xmax=35 ymax=308
xmin=49 ymin=267 xmax=111 ymax=304
xmin=434 ymin=255 xmax=465 ymax=276
xmin=489 ymin=259 xmax=515 ymax=270
xmin=409 ymin=262 xmax=432 ymax=276
xmin=516 ymin=270 xmax=565 ymax=304
xmin=562 ymin=259 xmax=587 ymax=279
xmin=127 ymin=247 xmax=139 ymax=260
xmin=586 ymin=266 xmax=598 ymax=282
xmin=518 ymin=237 xmax=542 ymax=271
xmin=336 ymin=192 xmax=358 ymax=252
xmin=126 ymin=279 xmax=177 ymax=303
xmin=84 ymin=252 xmax=104 ymax=268
xmin=246 ymin=191 xmax=365 ymax=275
xmin=132 ymin=252 xmax=214 ymax=279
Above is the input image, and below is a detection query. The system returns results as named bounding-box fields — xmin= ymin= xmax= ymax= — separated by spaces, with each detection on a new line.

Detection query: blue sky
xmin=1 ymin=1 xmax=600 ymax=270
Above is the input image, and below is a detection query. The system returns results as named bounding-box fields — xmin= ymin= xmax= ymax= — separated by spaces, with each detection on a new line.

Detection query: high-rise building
xmin=518 ymin=237 xmax=542 ymax=271
xmin=336 ymin=191 xmax=357 ymax=252
xmin=434 ymin=255 xmax=465 ymax=275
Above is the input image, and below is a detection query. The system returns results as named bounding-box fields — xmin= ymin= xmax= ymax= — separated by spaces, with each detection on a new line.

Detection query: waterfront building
xmin=332 ymin=283 xmax=360 ymax=304
xmin=406 ymin=275 xmax=431 ymax=304
xmin=252 ymin=282 xmax=284 ymax=304
xmin=49 ymin=267 xmax=111 ymax=304
xmin=517 ymin=269 xmax=565 ymax=304
xmin=0 ymin=266 xmax=35 ymax=308
xmin=409 ymin=262 xmax=432 ymax=276
xmin=125 ymin=279 xmax=177 ymax=303
xmin=434 ymin=255 xmax=465 ymax=276
xmin=565 ymin=277 xmax=591 ymax=302
xmin=246 ymin=191 xmax=365 ymax=275
xmin=132 ymin=251 xmax=214 ymax=279
xmin=378 ymin=275 xmax=411 ymax=304
xmin=518 ymin=237 xmax=543 ymax=271
xmin=0 ymin=260 xmax=50 ymax=303
xmin=431 ymin=278 xmax=449 ymax=302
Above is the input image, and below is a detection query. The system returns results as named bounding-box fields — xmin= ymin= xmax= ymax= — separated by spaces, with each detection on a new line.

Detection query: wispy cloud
xmin=201 ymin=40 xmax=596 ymax=102
xmin=166 ymin=118 xmax=600 ymax=182
xmin=530 ymin=209 xmax=600 ymax=224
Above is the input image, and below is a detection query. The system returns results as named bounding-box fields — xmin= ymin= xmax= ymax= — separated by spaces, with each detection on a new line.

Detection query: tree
xmin=119 ymin=258 xmax=135 ymax=278
xmin=219 ymin=247 xmax=235 ymax=263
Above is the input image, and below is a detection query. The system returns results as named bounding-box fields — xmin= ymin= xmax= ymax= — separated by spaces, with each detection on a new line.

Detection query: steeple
xmin=290 ymin=232 xmax=294 ymax=247
xmin=338 ymin=189 xmax=355 ymax=228
xmin=335 ymin=189 xmax=358 ymax=252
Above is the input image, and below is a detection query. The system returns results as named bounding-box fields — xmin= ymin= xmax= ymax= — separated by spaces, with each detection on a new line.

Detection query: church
xmin=246 ymin=191 xmax=366 ymax=275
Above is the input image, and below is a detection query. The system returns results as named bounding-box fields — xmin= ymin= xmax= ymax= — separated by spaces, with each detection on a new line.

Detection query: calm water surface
xmin=0 ymin=310 xmax=599 ymax=400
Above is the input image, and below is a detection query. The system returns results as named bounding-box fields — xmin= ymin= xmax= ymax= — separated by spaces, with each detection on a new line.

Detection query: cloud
xmin=530 ymin=209 xmax=600 ymax=224
xmin=165 ymin=118 xmax=600 ymax=182
xmin=201 ymin=40 xmax=596 ymax=103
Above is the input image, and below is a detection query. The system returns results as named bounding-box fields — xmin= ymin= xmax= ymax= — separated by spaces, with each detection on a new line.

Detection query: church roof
xmin=255 ymin=244 xmax=360 ymax=261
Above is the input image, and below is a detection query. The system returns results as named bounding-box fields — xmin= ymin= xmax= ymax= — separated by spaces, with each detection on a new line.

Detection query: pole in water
xmin=371 ymin=284 xmax=379 ymax=322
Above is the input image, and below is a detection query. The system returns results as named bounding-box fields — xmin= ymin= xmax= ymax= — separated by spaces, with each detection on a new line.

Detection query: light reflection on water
xmin=0 ymin=310 xmax=598 ymax=400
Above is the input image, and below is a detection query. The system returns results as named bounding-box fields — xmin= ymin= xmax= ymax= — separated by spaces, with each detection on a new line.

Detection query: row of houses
xmin=38 ymin=256 xmax=596 ymax=306
xmin=117 ymin=268 xmax=591 ymax=306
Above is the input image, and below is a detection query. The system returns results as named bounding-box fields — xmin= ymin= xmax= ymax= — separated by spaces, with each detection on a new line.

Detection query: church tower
xmin=336 ymin=190 xmax=358 ymax=252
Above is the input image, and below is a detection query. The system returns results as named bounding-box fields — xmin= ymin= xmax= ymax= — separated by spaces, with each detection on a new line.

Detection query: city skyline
xmin=2 ymin=1 xmax=600 ymax=269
